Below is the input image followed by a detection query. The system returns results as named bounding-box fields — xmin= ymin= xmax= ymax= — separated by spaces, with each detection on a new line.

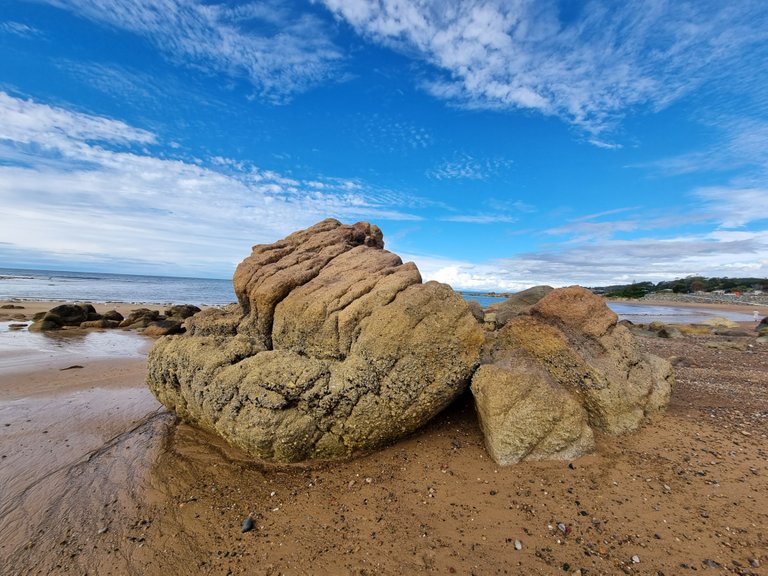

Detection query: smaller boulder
xmin=47 ymin=304 xmax=89 ymax=326
xmin=80 ymin=319 xmax=120 ymax=329
xmin=119 ymin=308 xmax=161 ymax=328
xmin=657 ymin=326 xmax=683 ymax=339
xmin=28 ymin=318 xmax=62 ymax=332
xmin=700 ymin=316 xmax=739 ymax=329
xmin=164 ymin=304 xmax=201 ymax=319
xmin=465 ymin=300 xmax=484 ymax=323
xmin=486 ymin=285 xmax=553 ymax=327
xmin=713 ymin=329 xmax=753 ymax=337
xmin=143 ymin=319 xmax=184 ymax=336
xmin=0 ymin=304 xmax=25 ymax=310
xmin=103 ymin=310 xmax=124 ymax=322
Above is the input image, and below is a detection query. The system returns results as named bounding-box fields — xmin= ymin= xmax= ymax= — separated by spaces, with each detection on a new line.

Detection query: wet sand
xmin=0 ymin=301 xmax=766 ymax=575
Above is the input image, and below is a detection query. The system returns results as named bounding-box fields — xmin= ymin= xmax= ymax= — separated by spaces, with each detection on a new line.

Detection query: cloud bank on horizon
xmin=1 ymin=0 xmax=767 ymax=289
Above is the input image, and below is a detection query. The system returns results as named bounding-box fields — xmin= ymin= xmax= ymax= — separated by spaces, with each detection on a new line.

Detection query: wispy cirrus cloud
xmin=427 ymin=152 xmax=513 ymax=180
xmin=43 ymin=0 xmax=341 ymax=102
xmin=0 ymin=92 xmax=422 ymax=276
xmin=0 ymin=21 xmax=43 ymax=37
xmin=695 ymin=186 xmax=768 ymax=229
xmin=321 ymin=0 xmax=768 ymax=136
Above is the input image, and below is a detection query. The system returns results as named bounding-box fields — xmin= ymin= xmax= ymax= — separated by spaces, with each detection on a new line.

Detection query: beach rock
xmin=164 ymin=304 xmax=201 ymax=319
xmin=8 ymin=323 xmax=28 ymax=330
xmin=0 ymin=304 xmax=24 ymax=309
xmin=700 ymin=316 xmax=739 ymax=329
xmin=47 ymin=304 xmax=97 ymax=326
xmin=657 ymin=326 xmax=684 ymax=339
xmin=28 ymin=317 xmax=62 ymax=332
xmin=119 ymin=308 xmax=161 ymax=328
xmin=103 ymin=310 xmax=124 ymax=322
xmin=713 ymin=328 xmax=752 ymax=337
xmin=80 ymin=319 xmax=120 ymax=329
xmin=147 ymin=219 xmax=483 ymax=462
xmin=486 ymin=285 xmax=553 ymax=327
xmin=471 ymin=286 xmax=673 ymax=465
xmin=466 ymin=300 xmax=484 ymax=323
xmin=143 ymin=319 xmax=185 ymax=336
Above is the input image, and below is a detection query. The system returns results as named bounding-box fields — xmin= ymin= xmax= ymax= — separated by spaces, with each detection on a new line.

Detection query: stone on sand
xmin=471 ymin=286 xmax=673 ymax=465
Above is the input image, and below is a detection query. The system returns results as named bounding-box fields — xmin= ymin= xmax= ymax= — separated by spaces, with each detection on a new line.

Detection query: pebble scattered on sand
xmin=240 ymin=516 xmax=254 ymax=533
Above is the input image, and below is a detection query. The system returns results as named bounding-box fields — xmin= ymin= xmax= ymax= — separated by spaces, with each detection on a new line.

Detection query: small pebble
xmin=241 ymin=516 xmax=254 ymax=533
xmin=749 ymin=558 xmax=760 ymax=568
xmin=632 ymin=555 xmax=641 ymax=564
xmin=97 ymin=527 xmax=108 ymax=535
xmin=514 ymin=539 xmax=522 ymax=550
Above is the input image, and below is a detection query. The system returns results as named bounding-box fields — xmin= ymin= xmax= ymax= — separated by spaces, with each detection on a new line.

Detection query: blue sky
xmin=1 ymin=0 xmax=767 ymax=290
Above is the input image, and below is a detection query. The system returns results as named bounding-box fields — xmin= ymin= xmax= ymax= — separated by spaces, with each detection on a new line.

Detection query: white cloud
xmin=43 ymin=0 xmax=341 ymax=101
xmin=322 ymin=0 xmax=768 ymax=135
xmin=441 ymin=214 xmax=518 ymax=224
xmin=695 ymin=186 xmax=768 ymax=229
xmin=427 ymin=152 xmax=513 ymax=181
xmin=0 ymin=92 xmax=421 ymax=276
xmin=0 ymin=21 xmax=42 ymax=37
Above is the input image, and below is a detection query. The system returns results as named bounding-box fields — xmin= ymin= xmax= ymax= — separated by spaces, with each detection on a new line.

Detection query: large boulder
xmin=147 ymin=219 xmax=484 ymax=462
xmin=471 ymin=286 xmax=673 ymax=465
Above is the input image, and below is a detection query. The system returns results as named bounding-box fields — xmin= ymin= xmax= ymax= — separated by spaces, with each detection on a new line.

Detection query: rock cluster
xmin=28 ymin=303 xmax=200 ymax=335
xmin=147 ymin=219 xmax=484 ymax=462
xmin=147 ymin=219 xmax=673 ymax=465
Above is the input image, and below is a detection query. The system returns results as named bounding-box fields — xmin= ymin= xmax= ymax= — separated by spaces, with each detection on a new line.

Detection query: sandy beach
xmin=1 ymin=299 xmax=766 ymax=575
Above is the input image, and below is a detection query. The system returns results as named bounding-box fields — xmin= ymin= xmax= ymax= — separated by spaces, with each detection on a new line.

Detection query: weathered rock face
xmin=471 ymin=286 xmax=673 ymax=465
xmin=486 ymin=285 xmax=553 ymax=327
xmin=147 ymin=219 xmax=484 ymax=462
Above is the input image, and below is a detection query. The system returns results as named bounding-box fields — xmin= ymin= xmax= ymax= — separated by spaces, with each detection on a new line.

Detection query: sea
xmin=0 ymin=268 xmax=235 ymax=306
xmin=0 ymin=268 xmax=759 ymax=323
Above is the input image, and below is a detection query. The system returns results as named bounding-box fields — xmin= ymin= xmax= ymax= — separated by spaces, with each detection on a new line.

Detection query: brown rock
xmin=164 ymin=304 xmax=201 ymax=319
xmin=147 ymin=219 xmax=483 ymax=462
xmin=471 ymin=286 xmax=672 ymax=465
xmin=700 ymin=316 xmax=739 ymax=329
xmin=119 ymin=308 xmax=161 ymax=328
xmin=530 ymin=285 xmax=617 ymax=339
xmin=465 ymin=300 xmax=484 ymax=323
xmin=80 ymin=319 xmax=120 ymax=329
xmin=103 ymin=310 xmax=124 ymax=322
xmin=47 ymin=304 xmax=96 ymax=326
xmin=486 ymin=285 xmax=553 ymax=327
xmin=143 ymin=319 xmax=184 ymax=336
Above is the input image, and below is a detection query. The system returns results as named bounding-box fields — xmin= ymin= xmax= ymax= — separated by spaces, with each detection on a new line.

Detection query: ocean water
xmin=0 ymin=268 xmax=235 ymax=306
xmin=0 ymin=268 xmax=759 ymax=323
xmin=608 ymin=302 xmax=757 ymax=324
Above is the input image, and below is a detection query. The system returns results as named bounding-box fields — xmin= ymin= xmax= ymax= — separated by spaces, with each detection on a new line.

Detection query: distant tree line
xmin=591 ymin=276 xmax=768 ymax=299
